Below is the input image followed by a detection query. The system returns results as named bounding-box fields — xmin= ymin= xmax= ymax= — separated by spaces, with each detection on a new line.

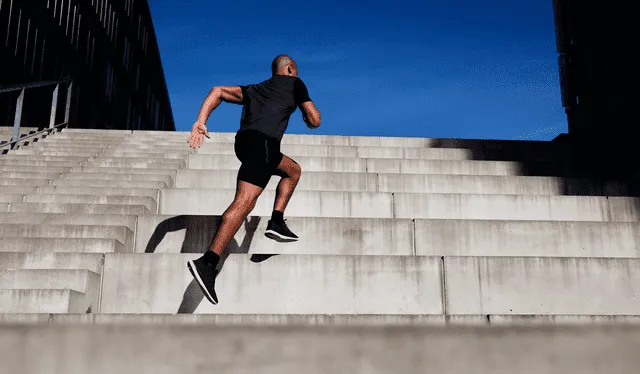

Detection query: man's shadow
xmin=144 ymin=215 xmax=277 ymax=313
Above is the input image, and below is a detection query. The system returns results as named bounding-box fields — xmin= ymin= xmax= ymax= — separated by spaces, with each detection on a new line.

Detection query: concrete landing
xmin=1 ymin=324 xmax=639 ymax=373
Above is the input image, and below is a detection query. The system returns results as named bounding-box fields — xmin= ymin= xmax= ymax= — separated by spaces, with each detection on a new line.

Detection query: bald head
xmin=271 ymin=55 xmax=298 ymax=77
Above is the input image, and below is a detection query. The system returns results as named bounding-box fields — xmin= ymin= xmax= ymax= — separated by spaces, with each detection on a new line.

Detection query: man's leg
xmin=188 ymin=177 xmax=266 ymax=305
xmin=265 ymin=155 xmax=302 ymax=242
xmin=210 ymin=180 xmax=264 ymax=255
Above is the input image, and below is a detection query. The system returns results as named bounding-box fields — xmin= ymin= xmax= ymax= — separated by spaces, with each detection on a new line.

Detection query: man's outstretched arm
xmin=195 ymin=86 xmax=244 ymax=125
xmin=189 ymin=86 xmax=244 ymax=148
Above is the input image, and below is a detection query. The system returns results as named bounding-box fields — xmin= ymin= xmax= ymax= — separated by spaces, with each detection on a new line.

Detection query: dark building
xmin=552 ymin=0 xmax=637 ymax=178
xmin=552 ymin=0 xmax=636 ymax=142
xmin=0 ymin=0 xmax=175 ymax=131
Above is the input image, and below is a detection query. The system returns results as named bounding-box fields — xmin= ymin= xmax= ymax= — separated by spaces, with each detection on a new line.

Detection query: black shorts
xmin=234 ymin=130 xmax=285 ymax=188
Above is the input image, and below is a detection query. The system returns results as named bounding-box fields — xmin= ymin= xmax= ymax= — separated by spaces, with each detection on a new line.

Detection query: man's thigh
xmin=237 ymin=160 xmax=274 ymax=189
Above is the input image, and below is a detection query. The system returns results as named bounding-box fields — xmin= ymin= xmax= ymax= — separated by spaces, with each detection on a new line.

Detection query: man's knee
xmin=290 ymin=162 xmax=302 ymax=179
xmin=227 ymin=195 xmax=258 ymax=218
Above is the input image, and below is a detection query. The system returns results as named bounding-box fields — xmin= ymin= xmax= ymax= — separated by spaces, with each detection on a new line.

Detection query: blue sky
xmin=148 ymin=0 xmax=566 ymax=140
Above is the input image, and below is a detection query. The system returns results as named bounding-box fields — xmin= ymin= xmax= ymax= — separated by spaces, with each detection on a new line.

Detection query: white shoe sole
xmin=265 ymin=229 xmax=299 ymax=242
xmin=187 ymin=260 xmax=218 ymax=305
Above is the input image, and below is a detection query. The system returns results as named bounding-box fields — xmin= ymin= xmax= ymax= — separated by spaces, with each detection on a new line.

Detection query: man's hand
xmin=303 ymin=116 xmax=315 ymax=129
xmin=187 ymin=121 xmax=210 ymax=149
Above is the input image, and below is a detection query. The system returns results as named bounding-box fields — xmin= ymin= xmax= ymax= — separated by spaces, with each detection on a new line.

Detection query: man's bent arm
xmin=300 ymin=101 xmax=321 ymax=128
xmin=195 ymin=86 xmax=244 ymax=125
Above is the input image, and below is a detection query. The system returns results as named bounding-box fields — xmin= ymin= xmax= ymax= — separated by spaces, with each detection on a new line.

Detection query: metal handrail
xmin=0 ymin=78 xmax=73 ymax=94
xmin=0 ymin=79 xmax=74 ymax=150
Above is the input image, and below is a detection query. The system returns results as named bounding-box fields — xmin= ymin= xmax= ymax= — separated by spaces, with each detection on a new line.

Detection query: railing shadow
xmin=143 ymin=215 xmax=278 ymax=314
xmin=429 ymin=136 xmax=640 ymax=220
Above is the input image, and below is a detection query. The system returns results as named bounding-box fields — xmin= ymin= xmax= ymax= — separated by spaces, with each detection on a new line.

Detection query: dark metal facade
xmin=0 ymin=0 xmax=175 ymax=131
xmin=552 ymin=0 xmax=637 ymax=140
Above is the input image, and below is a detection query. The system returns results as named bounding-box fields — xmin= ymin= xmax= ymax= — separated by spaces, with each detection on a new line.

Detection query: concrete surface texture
xmin=2 ymin=324 xmax=640 ymax=373
xmin=1 ymin=128 xmax=640 ymax=369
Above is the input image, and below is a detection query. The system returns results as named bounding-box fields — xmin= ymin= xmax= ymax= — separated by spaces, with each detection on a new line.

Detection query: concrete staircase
xmin=1 ymin=128 xmax=640 ymax=372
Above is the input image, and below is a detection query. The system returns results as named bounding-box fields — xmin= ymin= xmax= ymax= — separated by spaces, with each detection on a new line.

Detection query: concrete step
xmin=49 ymin=178 xmax=168 ymax=189
xmin=80 ymin=160 xmax=185 ymax=170
xmin=62 ymin=172 xmax=174 ymax=186
xmin=33 ymin=142 xmax=189 ymax=153
xmin=1 ymin=324 xmax=639 ymax=374
xmin=0 ymin=178 xmax=52 ymax=187
xmin=100 ymin=254 xmax=640 ymax=316
xmin=174 ymin=169 xmax=640 ymax=196
xmin=9 ymin=313 xmax=640 ymax=326
xmin=188 ymin=154 xmax=367 ymax=172
xmin=132 ymin=130 xmax=568 ymax=149
xmin=55 ymin=128 xmax=128 ymax=135
xmin=0 ymin=154 xmax=89 ymax=162
xmin=0 ymin=165 xmax=72 ymax=173
xmin=445 ymin=256 xmax=640 ymax=315
xmin=160 ymin=189 xmax=394 ymax=218
xmin=28 ymin=143 xmax=115 ymax=151
xmin=0 ymin=159 xmax=82 ymax=167
xmin=134 ymin=215 xmax=640 ymax=258
xmin=36 ymin=186 xmax=160 ymax=200
xmin=0 ymin=194 xmax=24 ymax=203
xmin=0 ymin=126 xmax=39 ymax=134
xmin=31 ymin=141 xmax=120 ymax=149
xmin=0 ymin=269 xmax=97 ymax=291
xmin=24 ymin=193 xmax=157 ymax=212
xmin=100 ymin=253 xmax=442 ymax=314
xmin=69 ymin=166 xmax=177 ymax=175
xmin=159 ymin=189 xmax=638 ymax=221
xmin=189 ymin=143 xmax=568 ymax=162
xmin=393 ymin=193 xmax=638 ymax=221
xmin=81 ymin=157 xmax=186 ymax=169
xmin=0 ymin=314 xmax=52 ymax=323
xmin=8 ymin=149 xmax=103 ymax=157
xmin=0 ymin=212 xmax=137 ymax=230
xmin=61 ymin=128 xmax=131 ymax=135
xmin=0 ymin=171 xmax=63 ymax=179
xmin=188 ymin=154 xmax=575 ymax=177
xmin=0 ymin=289 xmax=89 ymax=313
xmin=36 ymin=140 xmax=121 ymax=147
xmin=3 ymin=152 xmax=186 ymax=168
xmin=0 ymin=269 xmax=100 ymax=312
xmin=94 ymin=152 xmax=191 ymax=161
xmin=488 ymin=315 xmax=640 ymax=325
xmin=73 ymin=128 xmax=565 ymax=147
xmin=0 ymin=237 xmax=125 ymax=253
xmin=7 ymin=202 xmax=152 ymax=215
xmin=415 ymin=219 xmax=640 ymax=257
xmin=41 ymin=314 xmax=488 ymax=326
xmin=102 ymin=149 xmax=193 ymax=158
xmin=135 ymin=215 xmax=414 ymax=255
xmin=43 ymin=134 xmax=125 ymax=141
xmin=0 ymin=252 xmax=103 ymax=272
xmin=0 ymin=224 xmax=132 ymax=249
xmin=0 ymin=187 xmax=38 ymax=195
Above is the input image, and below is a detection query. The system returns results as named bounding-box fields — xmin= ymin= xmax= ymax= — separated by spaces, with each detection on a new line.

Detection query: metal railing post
xmin=1 ymin=78 xmax=75 ymax=151
xmin=49 ymin=84 xmax=60 ymax=129
xmin=12 ymin=89 xmax=25 ymax=149
xmin=64 ymin=81 xmax=74 ymax=126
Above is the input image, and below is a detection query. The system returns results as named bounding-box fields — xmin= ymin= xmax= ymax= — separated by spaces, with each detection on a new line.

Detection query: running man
xmin=186 ymin=55 xmax=321 ymax=305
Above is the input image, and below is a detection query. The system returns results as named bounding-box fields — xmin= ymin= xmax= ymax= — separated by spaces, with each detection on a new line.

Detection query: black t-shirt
xmin=238 ymin=75 xmax=312 ymax=141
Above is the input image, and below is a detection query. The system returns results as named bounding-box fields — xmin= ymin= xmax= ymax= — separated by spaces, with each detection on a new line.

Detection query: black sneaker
xmin=187 ymin=255 xmax=218 ymax=305
xmin=265 ymin=219 xmax=299 ymax=242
